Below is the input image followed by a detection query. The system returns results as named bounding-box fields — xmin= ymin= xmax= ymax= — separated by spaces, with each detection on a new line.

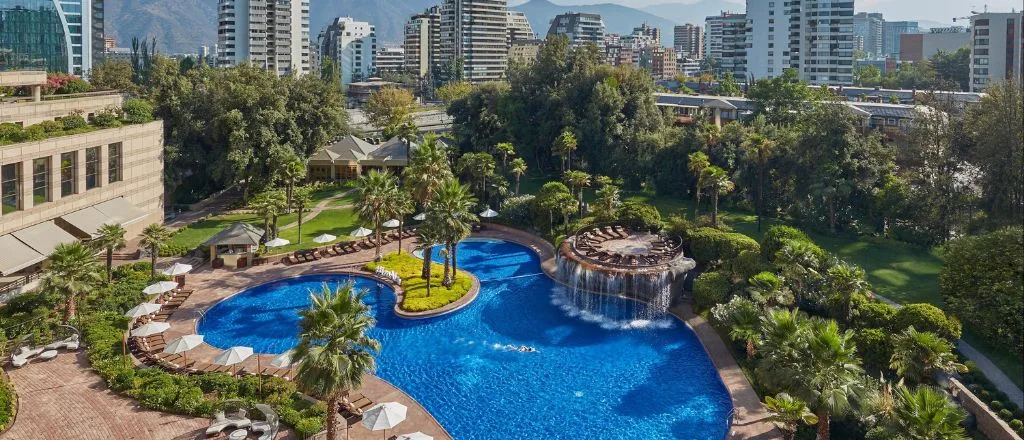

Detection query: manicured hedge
xmin=854 ymin=301 xmax=898 ymax=331
xmin=893 ymin=303 xmax=962 ymax=340
xmin=759 ymin=225 xmax=811 ymax=262
xmin=693 ymin=271 xmax=731 ymax=311
xmin=617 ymin=201 xmax=662 ymax=232
xmin=689 ymin=227 xmax=760 ymax=264
xmin=853 ymin=328 xmax=893 ymax=374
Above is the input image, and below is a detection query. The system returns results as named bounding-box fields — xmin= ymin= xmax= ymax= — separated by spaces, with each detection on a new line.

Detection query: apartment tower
xmin=546 ymin=13 xmax=606 ymax=49
xmin=318 ymin=17 xmax=376 ymax=86
xmin=673 ymin=24 xmax=703 ymax=59
xmin=507 ymin=10 xmax=535 ymax=45
xmin=439 ymin=0 xmax=509 ymax=83
xmin=704 ymin=12 xmax=747 ymax=80
xmin=745 ymin=0 xmax=855 ymax=85
xmin=0 ymin=0 xmax=105 ymax=75
xmin=853 ymin=12 xmax=884 ymax=57
xmin=216 ymin=0 xmax=311 ymax=76
xmin=969 ymin=11 xmax=1024 ymax=92
xmin=403 ymin=6 xmax=441 ymax=79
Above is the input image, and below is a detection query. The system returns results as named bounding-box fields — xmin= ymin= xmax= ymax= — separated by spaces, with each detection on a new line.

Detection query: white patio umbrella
xmin=396 ymin=432 xmax=433 ymax=440
xmin=313 ymin=233 xmax=337 ymax=244
xmin=130 ymin=322 xmax=170 ymax=337
xmin=382 ymin=219 xmax=401 ymax=228
xmin=412 ymin=213 xmax=426 ymax=221
xmin=163 ymin=334 xmax=204 ymax=366
xmin=142 ymin=281 xmax=178 ymax=295
xmin=161 ymin=262 xmax=194 ymax=276
xmin=479 ymin=208 xmax=498 ymax=218
xmin=362 ymin=402 xmax=408 ymax=439
xmin=124 ymin=303 xmax=162 ymax=318
xmin=350 ymin=227 xmax=373 ymax=238
xmin=212 ymin=346 xmax=254 ymax=376
xmin=265 ymin=237 xmax=290 ymax=248
xmin=269 ymin=350 xmax=294 ymax=368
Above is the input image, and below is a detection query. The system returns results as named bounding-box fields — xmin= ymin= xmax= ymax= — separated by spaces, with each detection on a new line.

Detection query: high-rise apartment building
xmin=883 ymin=21 xmax=919 ymax=59
xmin=746 ymin=0 xmax=855 ymax=85
xmin=546 ymin=13 xmax=605 ymax=49
xmin=507 ymin=10 xmax=535 ymax=45
xmin=632 ymin=22 xmax=661 ymax=47
xmin=439 ymin=0 xmax=508 ymax=83
xmin=375 ymin=46 xmax=405 ymax=74
xmin=969 ymin=11 xmax=1024 ymax=92
xmin=0 ymin=0 xmax=105 ymax=75
xmin=704 ymin=12 xmax=746 ymax=80
xmin=216 ymin=0 xmax=311 ymax=77
xmin=318 ymin=17 xmax=376 ymax=86
xmin=640 ymin=46 xmax=675 ymax=79
xmin=404 ymin=6 xmax=441 ymax=79
xmin=853 ymin=12 xmax=884 ymax=57
xmin=673 ymin=24 xmax=703 ymax=59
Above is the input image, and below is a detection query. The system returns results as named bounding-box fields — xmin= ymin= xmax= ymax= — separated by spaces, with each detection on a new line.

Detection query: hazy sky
xmin=514 ymin=0 xmax=1023 ymax=25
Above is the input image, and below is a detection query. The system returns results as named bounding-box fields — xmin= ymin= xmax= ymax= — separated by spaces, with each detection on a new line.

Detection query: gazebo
xmin=203 ymin=222 xmax=264 ymax=269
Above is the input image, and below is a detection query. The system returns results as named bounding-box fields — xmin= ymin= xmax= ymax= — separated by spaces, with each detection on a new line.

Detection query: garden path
xmin=278 ymin=189 xmax=354 ymax=231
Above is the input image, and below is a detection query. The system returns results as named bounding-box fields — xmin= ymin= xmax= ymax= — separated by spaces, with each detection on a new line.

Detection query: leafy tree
xmin=534 ymin=182 xmax=574 ymax=234
xmin=552 ymin=129 xmax=578 ymax=172
xmin=563 ymin=170 xmax=591 ymax=211
xmin=364 ymin=87 xmax=415 ymax=139
xmin=965 ymin=81 xmax=1023 ymax=227
xmin=293 ymin=283 xmax=380 ymax=440
xmin=249 ymin=190 xmax=287 ymax=240
xmin=929 ymin=48 xmax=970 ymax=91
xmin=456 ymin=152 xmax=497 ymax=205
xmin=747 ymin=69 xmax=814 ymax=125
xmin=447 ymin=82 xmax=510 ymax=154
xmin=701 ymin=165 xmax=734 ymax=227
xmin=89 ymin=60 xmax=135 ymax=91
xmin=437 ymin=80 xmax=472 ymax=105
xmin=903 ymin=101 xmax=970 ymax=243
xmin=718 ymin=71 xmax=742 ymax=97
xmin=742 ymin=130 xmax=778 ymax=231
xmin=890 ymin=327 xmax=965 ymax=385
xmin=687 ymin=152 xmax=710 ymax=218
xmin=138 ymin=223 xmax=170 ymax=279
xmin=291 ymin=186 xmax=313 ymax=244
xmin=495 ymin=142 xmax=516 ymax=167
xmin=94 ymin=223 xmax=127 ymax=282
xmin=853 ymin=64 xmax=882 ymax=87
xmin=764 ymin=393 xmax=818 ymax=440
xmin=891 ymin=385 xmax=968 ymax=440
xmin=427 ymin=179 xmax=477 ymax=287
xmin=592 ymin=181 xmax=621 ymax=222
xmin=42 ymin=242 xmax=102 ymax=324
xmin=319 ymin=57 xmax=341 ymax=90
xmin=122 ymin=98 xmax=154 ymax=123
xmin=355 ymin=171 xmax=400 ymax=261
xmin=510 ymin=158 xmax=528 ymax=195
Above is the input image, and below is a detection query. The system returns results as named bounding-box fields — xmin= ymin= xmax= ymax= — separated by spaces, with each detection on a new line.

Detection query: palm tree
xmin=43 ymin=242 xmax=102 ymax=324
xmin=293 ymin=282 xmax=381 ymax=440
xmin=510 ymin=158 xmax=527 ymax=195
xmin=388 ymin=190 xmax=415 ymax=254
xmin=402 ymin=134 xmax=453 ymax=278
xmin=414 ymin=222 xmax=444 ymax=297
xmin=747 ymin=271 xmax=793 ymax=308
xmin=593 ymin=182 xmax=621 ymax=222
xmin=758 ymin=309 xmax=810 ymax=390
xmin=139 ymin=223 xmax=170 ymax=280
xmin=552 ymin=129 xmax=577 ymax=172
xmin=742 ymin=132 xmax=777 ymax=232
xmin=764 ymin=393 xmax=818 ymax=440
xmin=249 ymin=190 xmax=287 ymax=240
xmin=563 ymin=170 xmax=591 ymax=211
xmin=94 ymin=223 xmax=127 ymax=282
xmin=427 ymin=179 xmax=477 ymax=287
xmin=279 ymin=158 xmax=307 ymax=210
xmin=892 ymin=385 xmax=968 ymax=440
xmin=291 ymin=186 xmax=313 ymax=244
xmin=801 ymin=320 xmax=865 ymax=440
xmin=773 ymin=241 xmax=822 ymax=300
xmin=697 ymin=122 xmax=720 ymax=148
xmin=495 ymin=142 xmax=515 ymax=167
xmin=356 ymin=170 xmax=400 ymax=261
xmin=456 ymin=152 xmax=496 ymax=204
xmin=702 ymin=165 xmax=734 ymax=227
xmin=822 ymin=263 xmax=869 ymax=323
xmin=889 ymin=327 xmax=966 ymax=385
xmin=687 ymin=152 xmax=710 ymax=218
xmin=725 ymin=301 xmax=762 ymax=360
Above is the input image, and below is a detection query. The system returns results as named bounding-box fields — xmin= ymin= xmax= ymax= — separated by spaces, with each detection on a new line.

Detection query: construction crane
xmin=953 ymin=5 xmax=987 ymax=22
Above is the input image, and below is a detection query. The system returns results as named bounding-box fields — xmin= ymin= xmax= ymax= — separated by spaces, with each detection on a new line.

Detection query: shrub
xmin=59 ymin=112 xmax=89 ymax=130
xmin=693 ymin=271 xmax=730 ymax=311
xmin=306 ymin=401 xmax=328 ymax=418
xmin=499 ymin=194 xmax=536 ymax=227
xmin=854 ymin=301 xmax=897 ymax=330
xmin=295 ymin=417 xmax=324 ymax=439
xmin=853 ymin=328 xmax=893 ymax=373
xmin=760 ymin=225 xmax=811 ymax=262
xmin=617 ymin=201 xmax=662 ymax=231
xmin=122 ymin=98 xmax=155 ymax=124
xmin=665 ymin=214 xmax=694 ymax=243
xmin=894 ymin=303 xmax=962 ymax=339
xmin=0 ymin=378 xmax=15 ymax=431
xmin=991 ymin=401 xmax=1003 ymax=411
xmin=20 ymin=124 xmax=47 ymax=141
xmin=36 ymin=120 xmax=64 ymax=134
xmin=1009 ymin=419 xmax=1023 ymax=431
xmin=727 ymin=250 xmax=764 ymax=281
xmin=0 ymin=123 xmax=23 ymax=142
xmin=998 ymin=409 xmax=1014 ymax=421
xmin=689 ymin=227 xmax=760 ymax=264
xmin=91 ymin=106 xmax=123 ymax=128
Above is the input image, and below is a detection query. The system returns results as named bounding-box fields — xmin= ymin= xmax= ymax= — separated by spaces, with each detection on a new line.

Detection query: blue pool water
xmin=199 ymin=239 xmax=732 ymax=439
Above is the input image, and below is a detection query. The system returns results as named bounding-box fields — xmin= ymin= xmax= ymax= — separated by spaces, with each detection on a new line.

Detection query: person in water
xmin=518 ymin=345 xmax=536 ymax=353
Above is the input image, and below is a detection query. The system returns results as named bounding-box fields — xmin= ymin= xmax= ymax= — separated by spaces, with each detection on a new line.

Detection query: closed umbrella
xmin=143 ymin=281 xmax=178 ymax=295
xmin=313 ymin=233 xmax=337 ymax=244
xmin=163 ymin=334 xmax=204 ymax=366
xmin=124 ymin=303 xmax=162 ymax=318
xmin=412 ymin=213 xmax=426 ymax=221
xmin=350 ymin=227 xmax=373 ymax=238
xmin=382 ymin=219 xmax=401 ymax=228
xmin=130 ymin=322 xmax=170 ymax=337
xmin=265 ymin=237 xmax=290 ymax=248
xmin=362 ymin=402 xmax=408 ymax=439
xmin=269 ymin=350 xmax=294 ymax=368
xmin=212 ymin=346 xmax=254 ymax=376
xmin=479 ymin=208 xmax=498 ymax=218
xmin=396 ymin=433 xmax=433 ymax=440
xmin=161 ymin=262 xmax=193 ymax=276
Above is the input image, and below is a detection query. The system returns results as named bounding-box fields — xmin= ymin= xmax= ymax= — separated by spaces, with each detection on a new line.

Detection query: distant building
xmin=346 ymin=79 xmax=403 ymax=106
xmin=883 ymin=21 xmax=920 ymax=59
xmin=307 ymin=135 xmax=420 ymax=181
xmin=507 ymin=11 xmax=535 ymax=45
xmin=747 ymin=0 xmax=854 ymax=85
xmin=854 ymin=13 xmax=884 ymax=57
xmin=677 ymin=57 xmax=701 ymax=77
xmin=216 ymin=0 xmax=311 ymax=77
xmin=0 ymin=0 xmax=105 ymax=75
xmin=604 ymin=42 xmax=633 ymax=66
xmin=673 ymin=24 xmax=703 ymax=59
xmin=103 ymin=48 xmax=132 ymax=63
xmin=375 ymin=46 xmax=405 ymax=75
xmin=632 ymin=22 xmax=661 ymax=47
xmin=641 ymin=47 xmax=675 ymax=79
xmin=509 ymin=39 xmax=542 ymax=64
xmin=547 ymin=13 xmax=605 ymax=49
xmin=104 ymin=37 xmax=116 ymax=50
xmin=439 ymin=0 xmax=509 ymax=83
xmin=899 ymin=29 xmax=970 ymax=62
xmin=704 ymin=12 xmax=746 ymax=81
xmin=319 ymin=17 xmax=376 ymax=86
xmin=968 ymin=11 xmax=1024 ymax=92
xmin=404 ymin=7 xmax=441 ymax=79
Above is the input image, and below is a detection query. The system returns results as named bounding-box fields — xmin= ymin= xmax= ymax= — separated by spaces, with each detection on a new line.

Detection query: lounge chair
xmin=10 ymin=346 xmax=44 ymax=368
xmin=44 ymin=334 xmax=80 ymax=351
xmin=252 ymin=404 xmax=280 ymax=440
xmin=206 ymin=409 xmax=252 ymax=437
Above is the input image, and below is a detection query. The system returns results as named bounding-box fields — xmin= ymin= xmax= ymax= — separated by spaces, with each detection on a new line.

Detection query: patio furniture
xmin=253 ymin=404 xmax=280 ymax=440
xmin=43 ymin=334 xmax=80 ymax=351
xmin=38 ymin=350 xmax=58 ymax=361
xmin=206 ymin=409 xmax=251 ymax=437
xmin=228 ymin=428 xmax=248 ymax=440
xmin=10 ymin=346 xmax=44 ymax=368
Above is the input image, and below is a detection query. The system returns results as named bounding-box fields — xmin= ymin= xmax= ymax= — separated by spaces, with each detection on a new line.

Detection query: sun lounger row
xmin=9 ymin=334 xmax=80 ymax=367
xmin=286 ymin=228 xmax=418 ymax=265
xmin=340 ymin=392 xmax=376 ymax=424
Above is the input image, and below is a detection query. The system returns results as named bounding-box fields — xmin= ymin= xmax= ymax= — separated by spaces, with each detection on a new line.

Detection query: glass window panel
xmin=60 ymin=152 xmax=76 ymax=197
xmin=32 ymin=157 xmax=50 ymax=205
xmin=1 ymin=163 xmax=21 ymax=214
xmin=85 ymin=146 xmax=100 ymax=190
xmin=107 ymin=142 xmax=122 ymax=183
xmin=0 ymin=1 xmax=70 ymax=72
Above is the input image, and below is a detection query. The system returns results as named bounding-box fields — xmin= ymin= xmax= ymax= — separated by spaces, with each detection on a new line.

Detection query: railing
xmin=566 ymin=222 xmax=685 ymax=270
xmin=0 ymin=272 xmax=43 ymax=298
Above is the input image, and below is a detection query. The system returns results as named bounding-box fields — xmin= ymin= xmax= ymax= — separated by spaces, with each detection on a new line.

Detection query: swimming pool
xmin=199 ymin=238 xmax=733 ymax=439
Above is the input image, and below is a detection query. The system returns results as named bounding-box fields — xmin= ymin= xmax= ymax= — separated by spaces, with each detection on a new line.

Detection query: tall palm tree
xmin=279 ymin=158 xmax=307 ymax=210
xmin=389 ymin=190 xmax=415 ymax=254
xmin=702 ymin=165 xmax=734 ymax=227
xmin=403 ymin=135 xmax=453 ymax=278
xmin=889 ymin=327 xmax=966 ymax=385
xmin=687 ymin=152 xmax=710 ymax=218
xmin=742 ymin=132 xmax=777 ymax=232
xmin=764 ymin=393 xmax=818 ymax=440
xmin=42 ymin=242 xmax=102 ymax=324
xmin=456 ymin=152 xmax=496 ymax=204
xmin=563 ymin=170 xmax=591 ymax=211
xmin=414 ymin=223 xmax=444 ymax=297
xmin=356 ymin=170 xmax=400 ymax=261
xmin=801 ymin=320 xmax=865 ymax=440
xmin=249 ymin=190 xmax=287 ymax=240
xmin=552 ymin=129 xmax=577 ymax=172
xmin=139 ymin=223 xmax=170 ymax=280
xmin=510 ymin=158 xmax=528 ymax=195
xmin=291 ymin=186 xmax=313 ymax=244
xmin=892 ymin=385 xmax=968 ymax=440
xmin=293 ymin=283 xmax=381 ymax=440
xmin=427 ymin=179 xmax=477 ymax=287
xmin=495 ymin=142 xmax=515 ymax=168
xmin=94 ymin=223 xmax=127 ymax=282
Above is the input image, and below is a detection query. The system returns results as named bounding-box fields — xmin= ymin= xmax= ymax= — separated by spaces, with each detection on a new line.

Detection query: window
xmin=108 ymin=143 xmax=123 ymax=183
xmin=85 ymin=147 xmax=100 ymax=190
xmin=1 ymin=163 xmax=21 ymax=214
xmin=32 ymin=158 xmax=50 ymax=205
xmin=60 ymin=152 xmax=77 ymax=197
xmin=975 ymin=57 xmax=989 ymax=65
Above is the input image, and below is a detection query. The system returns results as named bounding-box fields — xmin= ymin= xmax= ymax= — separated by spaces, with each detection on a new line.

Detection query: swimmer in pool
xmin=519 ymin=345 xmax=537 ymax=353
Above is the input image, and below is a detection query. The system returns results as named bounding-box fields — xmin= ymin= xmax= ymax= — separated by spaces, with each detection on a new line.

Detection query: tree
xmin=93 ymin=223 xmax=127 ymax=282
xmin=42 ymin=242 xmax=101 ymax=324
xmin=853 ymin=64 xmax=882 ymax=87
xmin=822 ymin=263 xmax=869 ymax=324
xmin=764 ymin=393 xmax=818 ymax=440
xmin=747 ymin=69 xmax=813 ymax=125
xmin=592 ymin=181 xmax=621 ymax=222
xmin=552 ymin=129 xmax=577 ymax=172
xmin=495 ymin=142 xmax=516 ymax=167
xmin=563 ymin=170 xmax=591 ymax=211
xmin=139 ymin=224 xmax=170 ymax=280
xmin=891 ymin=385 xmax=968 ymax=440
xmin=904 ymin=101 xmax=970 ymax=243
xmin=291 ymin=186 xmax=313 ymax=244
xmin=535 ymin=182 xmax=574 ymax=234
xmin=773 ymin=241 xmax=823 ymax=300
xmin=427 ymin=179 xmax=477 ymax=287
xmin=722 ymin=298 xmax=761 ymax=359
xmin=279 ymin=158 xmax=307 ymax=210
xmin=800 ymin=320 xmax=865 ymax=440
xmin=88 ymin=60 xmax=135 ymax=91
xmin=747 ymin=271 xmax=793 ymax=308
xmin=356 ymin=170 xmax=400 ymax=261
xmin=889 ymin=327 xmax=965 ymax=384
xmin=249 ymin=190 xmax=287 ymax=240
xmin=701 ymin=166 xmax=734 ymax=227
xmin=319 ymin=57 xmax=341 ymax=90
xmin=510 ymin=158 xmax=528 ymax=195
xmin=687 ymin=152 xmax=710 ymax=218
xmin=437 ymin=80 xmax=472 ymax=105
xmin=718 ymin=71 xmax=742 ymax=97
xmin=742 ymin=131 xmax=777 ymax=231
xmin=402 ymin=134 xmax=454 ymax=277
xmin=929 ymin=48 xmax=970 ymax=91
xmin=965 ymin=81 xmax=1023 ymax=227
xmin=293 ymin=282 xmax=380 ymax=440
xmin=389 ymin=190 xmax=414 ymax=254
xmin=365 ymin=87 xmax=415 ymax=138
xmin=414 ymin=222 xmax=444 ymax=296
xmin=456 ymin=152 xmax=497 ymax=204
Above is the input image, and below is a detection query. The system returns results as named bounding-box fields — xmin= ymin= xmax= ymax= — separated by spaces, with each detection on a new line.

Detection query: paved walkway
xmin=278 ymin=189 xmax=354 ymax=231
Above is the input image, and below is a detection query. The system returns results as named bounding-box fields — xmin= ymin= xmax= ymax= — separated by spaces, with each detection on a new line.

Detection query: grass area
xmin=963 ymin=329 xmax=1024 ymax=389
xmin=264 ymin=208 xmax=362 ymax=255
xmin=367 ymin=252 xmax=472 ymax=312
xmin=164 ymin=213 xmax=269 ymax=251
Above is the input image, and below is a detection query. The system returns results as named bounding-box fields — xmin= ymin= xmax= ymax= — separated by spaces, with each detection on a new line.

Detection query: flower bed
xmin=366 ymin=252 xmax=472 ymax=312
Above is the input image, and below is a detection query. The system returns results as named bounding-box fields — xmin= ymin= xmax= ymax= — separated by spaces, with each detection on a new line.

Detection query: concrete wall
xmin=0 ymin=121 xmax=165 ymax=238
xmin=1 ymin=93 xmax=125 ymax=126
xmin=0 ymin=71 xmax=47 ymax=87
xmin=949 ymin=379 xmax=1024 ymax=440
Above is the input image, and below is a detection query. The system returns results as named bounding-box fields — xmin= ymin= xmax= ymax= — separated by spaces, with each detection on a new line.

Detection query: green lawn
xmin=264 ymin=207 xmax=362 ymax=255
xmin=165 ymin=213 xmax=269 ymax=251
xmin=367 ymin=252 xmax=472 ymax=312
